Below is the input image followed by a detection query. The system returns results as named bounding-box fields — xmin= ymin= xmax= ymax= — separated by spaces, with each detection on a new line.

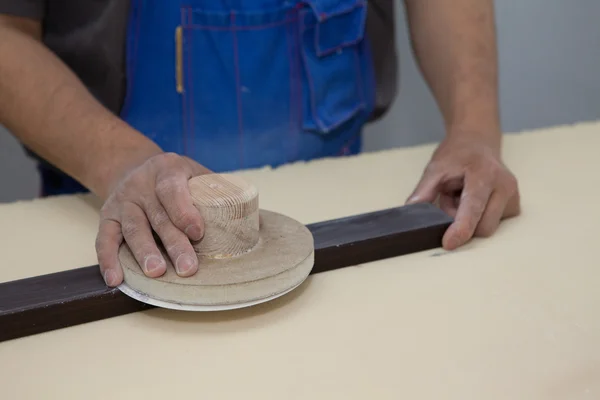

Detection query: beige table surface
xmin=1 ymin=122 xmax=599 ymax=399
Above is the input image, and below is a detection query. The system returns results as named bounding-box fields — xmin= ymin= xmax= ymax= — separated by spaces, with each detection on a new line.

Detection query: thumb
xmin=405 ymin=170 xmax=441 ymax=205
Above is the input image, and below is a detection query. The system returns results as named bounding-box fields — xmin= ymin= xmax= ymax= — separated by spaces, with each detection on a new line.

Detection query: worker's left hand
xmin=405 ymin=132 xmax=521 ymax=250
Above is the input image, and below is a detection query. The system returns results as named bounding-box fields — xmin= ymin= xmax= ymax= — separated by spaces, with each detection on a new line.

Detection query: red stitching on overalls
xmin=292 ymin=17 xmax=304 ymax=157
xmin=295 ymin=11 xmax=304 ymax=159
xmin=314 ymin=2 xmax=366 ymax=57
xmin=180 ymin=7 xmax=188 ymax=156
xmin=294 ymin=10 xmax=303 ymax=160
xmin=181 ymin=5 xmax=362 ymax=164
xmin=300 ymin=9 xmax=366 ymax=140
xmin=184 ymin=18 xmax=298 ymax=31
xmin=187 ymin=7 xmax=195 ymax=156
xmin=338 ymin=133 xmax=359 ymax=155
xmin=231 ymin=12 xmax=245 ymax=169
xmin=315 ymin=37 xmax=362 ymax=58
xmin=299 ymin=15 xmax=320 ymax=132
xmin=183 ymin=11 xmax=305 ymax=164
xmin=285 ymin=8 xmax=298 ymax=162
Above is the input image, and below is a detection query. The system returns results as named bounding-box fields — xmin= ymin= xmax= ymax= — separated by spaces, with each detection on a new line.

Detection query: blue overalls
xmin=40 ymin=0 xmax=376 ymax=196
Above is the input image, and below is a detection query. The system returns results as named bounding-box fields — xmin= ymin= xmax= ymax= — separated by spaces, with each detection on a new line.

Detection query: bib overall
xmin=40 ymin=0 xmax=376 ymax=195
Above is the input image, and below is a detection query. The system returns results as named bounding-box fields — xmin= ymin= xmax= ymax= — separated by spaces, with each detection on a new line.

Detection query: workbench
xmin=1 ymin=121 xmax=599 ymax=399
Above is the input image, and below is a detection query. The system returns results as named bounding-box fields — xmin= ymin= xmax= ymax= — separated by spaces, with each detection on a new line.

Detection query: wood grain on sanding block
xmin=0 ymin=203 xmax=452 ymax=342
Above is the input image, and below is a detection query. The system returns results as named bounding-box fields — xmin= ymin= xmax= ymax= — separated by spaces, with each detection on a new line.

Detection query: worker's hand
xmin=96 ymin=152 xmax=210 ymax=287
xmin=405 ymin=133 xmax=520 ymax=250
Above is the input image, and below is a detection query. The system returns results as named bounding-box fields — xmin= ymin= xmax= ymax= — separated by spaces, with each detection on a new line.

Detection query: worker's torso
xmin=35 ymin=0 xmax=398 ymax=195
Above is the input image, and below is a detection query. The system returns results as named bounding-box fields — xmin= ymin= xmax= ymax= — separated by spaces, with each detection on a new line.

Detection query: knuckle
xmin=112 ymin=186 xmax=127 ymax=203
xmin=172 ymin=209 xmax=196 ymax=229
xmin=151 ymin=152 xmax=180 ymax=168
xmin=149 ymin=208 xmax=170 ymax=230
xmin=474 ymin=162 xmax=497 ymax=180
xmin=121 ymin=219 xmax=140 ymax=238
xmin=161 ymin=152 xmax=179 ymax=162
xmin=96 ymin=248 xmax=112 ymax=267
xmin=99 ymin=203 xmax=110 ymax=217
xmin=488 ymin=165 xmax=501 ymax=180
xmin=462 ymin=192 xmax=486 ymax=215
xmin=125 ymin=170 xmax=151 ymax=191
xmin=154 ymin=181 xmax=173 ymax=198
xmin=155 ymin=177 xmax=178 ymax=198
xmin=95 ymin=226 xmax=109 ymax=245
xmin=99 ymin=198 xmax=120 ymax=219
xmin=99 ymin=209 xmax=112 ymax=222
xmin=127 ymin=171 xmax=145 ymax=186
xmin=95 ymin=221 xmax=118 ymax=252
xmin=504 ymin=174 xmax=519 ymax=194
xmin=95 ymin=241 xmax=114 ymax=267
xmin=127 ymin=238 xmax=159 ymax=260
xmin=164 ymin=242 xmax=188 ymax=258
xmin=424 ymin=161 xmax=440 ymax=174
xmin=471 ymin=177 xmax=489 ymax=193
xmin=111 ymin=174 xmax=145 ymax=203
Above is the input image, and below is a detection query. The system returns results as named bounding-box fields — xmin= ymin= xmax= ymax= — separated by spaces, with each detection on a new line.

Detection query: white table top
xmin=1 ymin=121 xmax=599 ymax=399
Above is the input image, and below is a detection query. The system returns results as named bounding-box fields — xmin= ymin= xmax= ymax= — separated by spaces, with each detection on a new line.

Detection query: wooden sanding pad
xmin=117 ymin=174 xmax=314 ymax=311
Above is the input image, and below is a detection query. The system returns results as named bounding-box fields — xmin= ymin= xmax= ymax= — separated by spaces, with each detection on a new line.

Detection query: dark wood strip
xmin=0 ymin=203 xmax=452 ymax=342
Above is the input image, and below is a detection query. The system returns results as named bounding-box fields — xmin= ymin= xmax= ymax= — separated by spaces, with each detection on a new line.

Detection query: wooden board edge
xmin=0 ymin=203 xmax=452 ymax=342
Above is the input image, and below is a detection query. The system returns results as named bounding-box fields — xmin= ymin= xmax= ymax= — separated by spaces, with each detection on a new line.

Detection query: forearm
xmin=0 ymin=16 xmax=162 ymax=199
xmin=404 ymin=0 xmax=501 ymax=145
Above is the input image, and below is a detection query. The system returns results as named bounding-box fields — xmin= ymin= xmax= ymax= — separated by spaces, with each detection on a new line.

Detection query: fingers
xmin=474 ymin=190 xmax=508 ymax=237
xmin=409 ymin=139 xmax=521 ymax=251
xmin=145 ymin=201 xmax=199 ymax=277
xmin=442 ymin=173 xmax=493 ymax=250
xmin=474 ymin=173 xmax=520 ymax=237
xmin=150 ymin=166 xmax=204 ymax=277
xmin=438 ymin=193 xmax=459 ymax=218
xmin=96 ymin=153 xmax=212 ymax=285
xmin=405 ymin=168 xmax=441 ymax=204
xmin=155 ymin=171 xmax=205 ymax=242
xmin=120 ymin=202 xmax=167 ymax=278
xmin=405 ymin=163 xmax=465 ymax=205
xmin=96 ymin=219 xmax=124 ymax=287
xmin=503 ymin=185 xmax=521 ymax=219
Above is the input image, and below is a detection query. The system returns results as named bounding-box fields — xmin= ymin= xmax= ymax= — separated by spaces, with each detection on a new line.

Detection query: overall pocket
xmin=299 ymin=0 xmax=369 ymax=134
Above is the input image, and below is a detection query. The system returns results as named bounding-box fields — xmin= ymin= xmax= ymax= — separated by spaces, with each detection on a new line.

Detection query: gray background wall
xmin=2 ymin=0 xmax=600 ymax=202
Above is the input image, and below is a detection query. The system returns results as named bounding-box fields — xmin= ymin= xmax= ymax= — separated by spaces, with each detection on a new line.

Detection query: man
xmin=0 ymin=0 xmax=520 ymax=287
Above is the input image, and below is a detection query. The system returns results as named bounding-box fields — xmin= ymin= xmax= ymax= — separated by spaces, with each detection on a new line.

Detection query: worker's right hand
xmin=95 ymin=152 xmax=210 ymax=287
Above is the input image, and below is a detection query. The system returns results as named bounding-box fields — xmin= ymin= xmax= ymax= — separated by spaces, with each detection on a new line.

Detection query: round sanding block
xmin=117 ymin=173 xmax=314 ymax=311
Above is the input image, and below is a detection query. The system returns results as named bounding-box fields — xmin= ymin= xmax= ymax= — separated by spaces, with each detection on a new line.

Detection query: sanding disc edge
xmin=117 ymin=210 xmax=314 ymax=310
xmin=117 ymin=277 xmax=306 ymax=311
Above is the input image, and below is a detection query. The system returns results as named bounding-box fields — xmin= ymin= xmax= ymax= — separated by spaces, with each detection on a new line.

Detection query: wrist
xmin=446 ymin=123 xmax=502 ymax=154
xmin=443 ymin=79 xmax=501 ymax=150
xmin=82 ymin=122 xmax=163 ymax=199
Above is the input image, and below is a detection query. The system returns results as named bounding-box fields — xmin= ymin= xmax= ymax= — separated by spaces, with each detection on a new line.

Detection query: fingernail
xmin=104 ymin=270 xmax=117 ymax=286
xmin=185 ymin=225 xmax=203 ymax=241
xmin=176 ymin=254 xmax=196 ymax=275
xmin=144 ymin=255 xmax=164 ymax=273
